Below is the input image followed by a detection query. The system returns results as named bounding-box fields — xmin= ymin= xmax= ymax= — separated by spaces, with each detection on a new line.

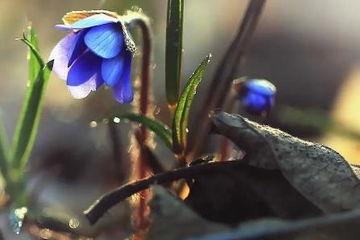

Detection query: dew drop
xmin=89 ymin=121 xmax=98 ymax=128
xmin=131 ymin=5 xmax=143 ymax=13
xmin=113 ymin=117 xmax=121 ymax=124
xmin=9 ymin=207 xmax=28 ymax=234
xmin=39 ymin=229 xmax=52 ymax=239
xmin=68 ymin=218 xmax=80 ymax=229
xmin=154 ymin=106 xmax=161 ymax=115
xmin=102 ymin=118 xmax=109 ymax=124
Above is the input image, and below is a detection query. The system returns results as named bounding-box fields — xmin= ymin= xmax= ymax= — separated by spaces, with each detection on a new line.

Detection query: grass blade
xmin=172 ymin=54 xmax=211 ymax=154
xmin=26 ymin=25 xmax=41 ymax=85
xmin=165 ymin=0 xmax=184 ymax=108
xmin=0 ymin=118 xmax=10 ymax=182
xmin=10 ymin=30 xmax=53 ymax=169
xmin=110 ymin=114 xmax=173 ymax=150
xmin=11 ymin=61 xmax=53 ymax=169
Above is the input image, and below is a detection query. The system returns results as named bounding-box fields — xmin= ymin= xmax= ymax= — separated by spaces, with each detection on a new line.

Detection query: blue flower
xmin=242 ymin=79 xmax=276 ymax=114
xmin=49 ymin=12 xmax=136 ymax=103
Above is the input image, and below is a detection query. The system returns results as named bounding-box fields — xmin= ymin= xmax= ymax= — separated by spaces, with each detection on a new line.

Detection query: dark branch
xmin=84 ymin=160 xmax=243 ymax=225
xmin=190 ymin=0 xmax=266 ymax=157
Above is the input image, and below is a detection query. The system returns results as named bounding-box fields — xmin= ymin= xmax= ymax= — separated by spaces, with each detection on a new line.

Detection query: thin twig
xmin=84 ymin=160 xmax=244 ymax=225
xmin=134 ymin=130 xmax=165 ymax=174
xmin=189 ymin=0 xmax=266 ymax=158
xmin=107 ymin=122 xmax=128 ymax=182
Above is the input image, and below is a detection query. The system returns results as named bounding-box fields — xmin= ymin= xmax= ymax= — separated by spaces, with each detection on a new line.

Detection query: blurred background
xmin=1 ymin=0 xmax=360 ymax=238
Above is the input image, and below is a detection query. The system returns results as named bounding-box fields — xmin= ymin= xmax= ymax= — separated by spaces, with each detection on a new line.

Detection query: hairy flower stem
xmin=126 ymin=12 xmax=153 ymax=231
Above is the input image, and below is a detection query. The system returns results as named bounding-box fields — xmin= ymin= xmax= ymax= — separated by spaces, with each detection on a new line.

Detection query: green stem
xmin=0 ymin=120 xmax=10 ymax=184
xmin=0 ymin=121 xmax=17 ymax=205
xmin=166 ymin=0 xmax=184 ymax=109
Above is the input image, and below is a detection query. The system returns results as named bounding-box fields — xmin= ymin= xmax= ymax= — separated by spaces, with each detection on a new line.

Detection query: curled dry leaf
xmin=210 ymin=111 xmax=360 ymax=213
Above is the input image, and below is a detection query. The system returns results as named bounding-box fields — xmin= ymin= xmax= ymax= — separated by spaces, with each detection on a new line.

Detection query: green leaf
xmin=165 ymin=0 xmax=184 ymax=108
xmin=25 ymin=25 xmax=41 ymax=85
xmin=11 ymin=61 xmax=53 ymax=169
xmin=10 ymin=32 xmax=53 ymax=169
xmin=172 ymin=55 xmax=211 ymax=154
xmin=0 ymin=118 xmax=10 ymax=182
xmin=110 ymin=114 xmax=173 ymax=150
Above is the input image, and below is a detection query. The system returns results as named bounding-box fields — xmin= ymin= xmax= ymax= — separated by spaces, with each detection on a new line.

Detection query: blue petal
xmin=101 ymin=54 xmax=125 ymax=87
xmin=244 ymin=93 xmax=266 ymax=109
xmin=56 ymin=14 xmax=118 ymax=30
xmin=84 ymin=23 xmax=124 ymax=59
xmin=48 ymin=33 xmax=77 ymax=79
xmin=67 ymin=51 xmax=102 ymax=86
xmin=246 ymin=79 xmax=276 ymax=96
xmin=68 ymin=30 xmax=88 ymax=67
xmin=113 ymin=51 xmax=133 ymax=103
xmin=243 ymin=92 xmax=274 ymax=113
xmin=68 ymin=73 xmax=104 ymax=99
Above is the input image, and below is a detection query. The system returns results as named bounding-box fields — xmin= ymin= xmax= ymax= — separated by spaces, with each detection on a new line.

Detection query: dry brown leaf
xmin=146 ymin=186 xmax=229 ymax=240
xmin=210 ymin=111 xmax=360 ymax=213
xmin=62 ymin=10 xmax=118 ymax=25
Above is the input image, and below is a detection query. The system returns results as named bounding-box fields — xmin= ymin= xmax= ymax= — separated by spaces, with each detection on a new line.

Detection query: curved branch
xmin=84 ymin=160 xmax=243 ymax=225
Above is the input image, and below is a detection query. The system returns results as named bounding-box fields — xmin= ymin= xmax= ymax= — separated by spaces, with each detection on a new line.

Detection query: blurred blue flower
xmin=242 ymin=79 xmax=276 ymax=114
xmin=49 ymin=13 xmax=135 ymax=103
